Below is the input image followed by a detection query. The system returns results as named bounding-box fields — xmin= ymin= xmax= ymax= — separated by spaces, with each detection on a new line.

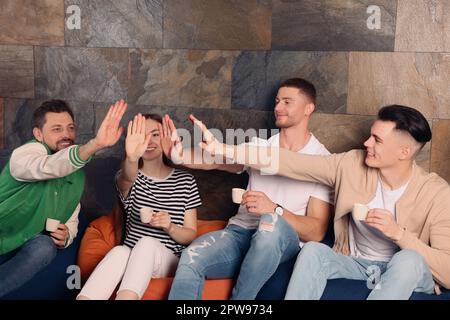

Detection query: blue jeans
xmin=169 ymin=213 xmax=300 ymax=300
xmin=0 ymin=234 xmax=57 ymax=298
xmin=285 ymin=242 xmax=435 ymax=300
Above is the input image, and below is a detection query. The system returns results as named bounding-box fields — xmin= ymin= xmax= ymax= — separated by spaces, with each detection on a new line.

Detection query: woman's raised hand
xmin=125 ymin=114 xmax=151 ymax=162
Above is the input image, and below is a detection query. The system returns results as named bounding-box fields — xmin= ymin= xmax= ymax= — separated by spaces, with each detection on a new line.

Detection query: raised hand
xmin=189 ymin=114 xmax=224 ymax=156
xmin=159 ymin=115 xmax=184 ymax=164
xmin=93 ymin=100 xmax=128 ymax=149
xmin=126 ymin=114 xmax=151 ymax=162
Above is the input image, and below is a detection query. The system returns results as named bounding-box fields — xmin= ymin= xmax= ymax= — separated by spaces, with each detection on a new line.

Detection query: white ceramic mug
xmin=140 ymin=207 xmax=154 ymax=223
xmin=46 ymin=218 xmax=60 ymax=232
xmin=352 ymin=203 xmax=369 ymax=221
xmin=232 ymin=188 xmax=246 ymax=204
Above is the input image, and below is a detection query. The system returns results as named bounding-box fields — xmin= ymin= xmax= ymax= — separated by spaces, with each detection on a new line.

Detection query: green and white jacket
xmin=0 ymin=140 xmax=90 ymax=255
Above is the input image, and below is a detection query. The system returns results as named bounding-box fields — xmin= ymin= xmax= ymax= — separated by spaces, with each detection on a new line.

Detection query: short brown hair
xmin=33 ymin=100 xmax=74 ymax=129
xmin=278 ymin=78 xmax=317 ymax=104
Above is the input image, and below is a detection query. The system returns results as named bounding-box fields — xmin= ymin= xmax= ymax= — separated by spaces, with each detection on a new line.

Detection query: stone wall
xmin=0 ymin=0 xmax=449 ymax=220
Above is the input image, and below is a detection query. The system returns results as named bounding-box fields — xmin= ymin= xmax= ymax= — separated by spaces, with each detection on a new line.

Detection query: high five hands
xmin=125 ymin=114 xmax=152 ymax=162
xmin=79 ymin=99 xmax=128 ymax=160
xmin=159 ymin=114 xmax=225 ymax=162
xmin=189 ymin=115 xmax=224 ymax=156
xmin=159 ymin=115 xmax=184 ymax=164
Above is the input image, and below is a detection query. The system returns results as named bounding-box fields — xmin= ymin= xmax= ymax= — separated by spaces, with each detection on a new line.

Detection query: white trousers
xmin=78 ymin=236 xmax=179 ymax=300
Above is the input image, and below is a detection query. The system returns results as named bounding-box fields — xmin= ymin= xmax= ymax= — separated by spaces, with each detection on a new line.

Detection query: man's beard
xmin=275 ymin=119 xmax=291 ymax=128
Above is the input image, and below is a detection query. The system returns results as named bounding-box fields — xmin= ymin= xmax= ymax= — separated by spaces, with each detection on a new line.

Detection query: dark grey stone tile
xmin=232 ymin=51 xmax=348 ymax=113
xmin=231 ymin=51 xmax=267 ymax=109
xmin=310 ymin=113 xmax=375 ymax=153
xmin=35 ymin=46 xmax=129 ymax=103
xmin=65 ymin=0 xmax=163 ymax=48
xmin=272 ymin=0 xmax=396 ymax=51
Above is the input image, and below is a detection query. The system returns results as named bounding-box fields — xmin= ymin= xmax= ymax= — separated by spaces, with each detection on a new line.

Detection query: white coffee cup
xmin=352 ymin=203 xmax=369 ymax=221
xmin=232 ymin=188 xmax=246 ymax=204
xmin=140 ymin=207 xmax=154 ymax=223
xmin=46 ymin=218 xmax=60 ymax=232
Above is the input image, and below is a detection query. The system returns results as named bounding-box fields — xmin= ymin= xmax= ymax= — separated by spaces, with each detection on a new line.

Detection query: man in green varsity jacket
xmin=0 ymin=99 xmax=127 ymax=297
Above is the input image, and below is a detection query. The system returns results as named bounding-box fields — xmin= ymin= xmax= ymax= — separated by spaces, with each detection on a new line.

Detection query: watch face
xmin=275 ymin=206 xmax=283 ymax=215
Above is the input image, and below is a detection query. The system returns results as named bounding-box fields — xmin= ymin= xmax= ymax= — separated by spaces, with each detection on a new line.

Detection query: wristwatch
xmin=274 ymin=204 xmax=284 ymax=216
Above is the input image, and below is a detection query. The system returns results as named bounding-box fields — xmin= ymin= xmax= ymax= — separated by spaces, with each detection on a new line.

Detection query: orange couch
xmin=77 ymin=214 xmax=234 ymax=299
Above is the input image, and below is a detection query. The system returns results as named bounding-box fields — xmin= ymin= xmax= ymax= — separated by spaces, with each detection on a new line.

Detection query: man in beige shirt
xmin=191 ymin=105 xmax=450 ymax=299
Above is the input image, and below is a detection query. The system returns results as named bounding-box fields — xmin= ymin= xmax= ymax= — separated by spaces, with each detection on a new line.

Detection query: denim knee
xmin=178 ymin=236 xmax=216 ymax=270
xmin=253 ymin=214 xmax=283 ymax=244
xmin=177 ymin=248 xmax=191 ymax=267
xmin=389 ymin=249 xmax=429 ymax=280
xmin=298 ymin=242 xmax=330 ymax=261
xmin=253 ymin=214 xmax=296 ymax=249
xmin=28 ymin=235 xmax=57 ymax=263
xmin=301 ymin=241 xmax=329 ymax=253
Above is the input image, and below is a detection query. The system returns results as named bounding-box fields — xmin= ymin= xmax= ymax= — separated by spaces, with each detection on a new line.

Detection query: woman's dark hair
xmin=377 ymin=105 xmax=432 ymax=147
xmin=137 ymin=113 xmax=173 ymax=168
xmin=278 ymin=78 xmax=317 ymax=104
xmin=33 ymin=100 xmax=75 ymax=129
xmin=112 ymin=198 xmax=126 ymax=245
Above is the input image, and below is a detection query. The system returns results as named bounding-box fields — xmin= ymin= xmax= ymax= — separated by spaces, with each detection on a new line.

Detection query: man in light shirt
xmin=167 ymin=78 xmax=334 ymax=300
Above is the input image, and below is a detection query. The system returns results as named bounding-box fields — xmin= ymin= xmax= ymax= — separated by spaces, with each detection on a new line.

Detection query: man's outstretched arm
xmin=10 ymin=100 xmax=127 ymax=182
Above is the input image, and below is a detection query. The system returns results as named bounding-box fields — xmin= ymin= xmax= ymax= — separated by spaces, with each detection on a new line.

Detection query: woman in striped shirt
xmin=78 ymin=114 xmax=201 ymax=300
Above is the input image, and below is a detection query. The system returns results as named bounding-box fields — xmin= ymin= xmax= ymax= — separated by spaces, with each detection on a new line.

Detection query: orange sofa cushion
xmin=77 ymin=214 xmax=232 ymax=299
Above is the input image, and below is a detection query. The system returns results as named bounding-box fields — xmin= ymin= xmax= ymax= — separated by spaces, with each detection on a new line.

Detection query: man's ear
xmin=33 ymin=127 xmax=43 ymax=142
xmin=399 ymin=144 xmax=412 ymax=160
xmin=305 ymin=102 xmax=315 ymax=116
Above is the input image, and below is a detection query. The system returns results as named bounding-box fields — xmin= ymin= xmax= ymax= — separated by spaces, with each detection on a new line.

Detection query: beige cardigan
xmin=230 ymin=146 xmax=450 ymax=289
